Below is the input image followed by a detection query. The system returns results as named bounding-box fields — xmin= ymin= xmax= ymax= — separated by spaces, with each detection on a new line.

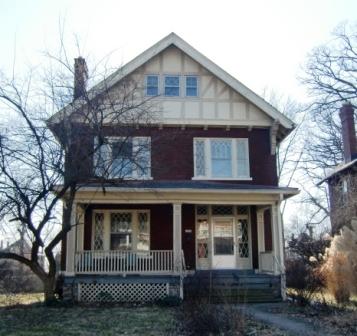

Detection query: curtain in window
xmin=211 ymin=140 xmax=232 ymax=177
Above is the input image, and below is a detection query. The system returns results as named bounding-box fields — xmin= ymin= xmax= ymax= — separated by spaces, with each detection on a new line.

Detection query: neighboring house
xmin=321 ymin=103 xmax=357 ymax=235
xmin=0 ymin=240 xmax=44 ymax=292
xmin=49 ymin=33 xmax=298 ymax=303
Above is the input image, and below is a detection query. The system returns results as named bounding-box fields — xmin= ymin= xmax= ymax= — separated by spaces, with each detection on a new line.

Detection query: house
xmin=49 ymin=33 xmax=298 ymax=303
xmin=0 ymin=239 xmax=44 ymax=292
xmin=321 ymin=103 xmax=357 ymax=235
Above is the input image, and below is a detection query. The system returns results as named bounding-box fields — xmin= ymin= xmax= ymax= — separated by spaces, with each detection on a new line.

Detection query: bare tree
xmin=299 ymin=22 xmax=357 ymax=227
xmin=0 ymin=42 xmax=157 ymax=303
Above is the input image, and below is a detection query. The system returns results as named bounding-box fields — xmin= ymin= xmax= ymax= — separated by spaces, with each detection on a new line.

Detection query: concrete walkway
xmin=238 ymin=303 xmax=334 ymax=336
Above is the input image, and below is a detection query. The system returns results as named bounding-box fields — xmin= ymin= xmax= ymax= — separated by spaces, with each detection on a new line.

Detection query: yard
xmin=0 ymin=293 xmax=356 ymax=335
xmin=0 ymin=294 xmax=291 ymax=336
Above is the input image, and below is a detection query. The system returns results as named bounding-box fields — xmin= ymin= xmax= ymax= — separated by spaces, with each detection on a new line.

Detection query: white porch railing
xmin=75 ymin=250 xmax=175 ymax=275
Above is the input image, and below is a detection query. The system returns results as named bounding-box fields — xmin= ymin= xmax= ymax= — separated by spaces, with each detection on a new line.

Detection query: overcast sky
xmin=1 ymin=0 xmax=356 ymax=103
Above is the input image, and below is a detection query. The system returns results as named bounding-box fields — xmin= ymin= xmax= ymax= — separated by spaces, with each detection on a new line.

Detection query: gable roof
xmin=49 ymin=33 xmax=294 ymax=135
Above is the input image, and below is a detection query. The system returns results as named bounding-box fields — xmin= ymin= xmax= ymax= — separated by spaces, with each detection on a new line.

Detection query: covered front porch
xmin=62 ymin=182 xmax=297 ymax=302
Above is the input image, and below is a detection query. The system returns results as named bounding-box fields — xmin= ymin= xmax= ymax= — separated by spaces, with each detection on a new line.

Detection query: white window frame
xmin=94 ymin=136 xmax=152 ymax=180
xmin=192 ymin=137 xmax=252 ymax=181
xmin=164 ymin=75 xmax=180 ymax=97
xmin=92 ymin=209 xmax=150 ymax=251
xmin=145 ymin=74 xmax=159 ymax=96
xmin=185 ymin=75 xmax=199 ymax=97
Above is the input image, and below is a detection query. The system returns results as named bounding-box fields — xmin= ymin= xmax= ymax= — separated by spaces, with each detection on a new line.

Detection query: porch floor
xmin=184 ymin=270 xmax=281 ymax=303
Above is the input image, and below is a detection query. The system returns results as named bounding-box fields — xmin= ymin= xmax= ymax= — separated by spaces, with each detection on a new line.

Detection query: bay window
xmin=193 ymin=138 xmax=250 ymax=180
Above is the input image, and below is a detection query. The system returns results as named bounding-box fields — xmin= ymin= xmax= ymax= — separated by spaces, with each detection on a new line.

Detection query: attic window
xmin=186 ymin=76 xmax=198 ymax=97
xmin=164 ymin=76 xmax=180 ymax=96
xmin=146 ymin=75 xmax=159 ymax=96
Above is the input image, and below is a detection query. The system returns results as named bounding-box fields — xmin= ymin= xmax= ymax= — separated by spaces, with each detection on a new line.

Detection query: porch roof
xmin=72 ymin=180 xmax=298 ymax=201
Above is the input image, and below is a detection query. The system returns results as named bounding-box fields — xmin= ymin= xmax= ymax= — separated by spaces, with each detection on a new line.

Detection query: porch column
xmin=271 ymin=203 xmax=283 ymax=275
xmin=65 ymin=202 xmax=77 ymax=275
xmin=256 ymin=207 xmax=265 ymax=272
xmin=276 ymin=200 xmax=286 ymax=300
xmin=173 ymin=203 xmax=182 ymax=274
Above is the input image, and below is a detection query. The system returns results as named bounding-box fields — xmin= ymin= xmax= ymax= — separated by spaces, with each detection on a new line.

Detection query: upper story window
xmin=146 ymin=75 xmax=159 ymax=96
xmin=186 ymin=76 xmax=198 ymax=97
xmin=193 ymin=138 xmax=251 ymax=180
xmin=94 ymin=136 xmax=151 ymax=179
xmin=164 ymin=76 xmax=180 ymax=96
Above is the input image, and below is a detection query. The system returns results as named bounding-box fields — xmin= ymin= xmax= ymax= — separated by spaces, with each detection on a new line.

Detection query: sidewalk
xmin=239 ymin=303 xmax=335 ymax=336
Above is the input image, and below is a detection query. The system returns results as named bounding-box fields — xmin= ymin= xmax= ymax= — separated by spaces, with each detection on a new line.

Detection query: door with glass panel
xmin=212 ymin=217 xmax=236 ymax=269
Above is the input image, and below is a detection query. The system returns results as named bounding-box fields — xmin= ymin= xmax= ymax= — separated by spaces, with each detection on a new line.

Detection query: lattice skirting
xmin=78 ymin=282 xmax=170 ymax=303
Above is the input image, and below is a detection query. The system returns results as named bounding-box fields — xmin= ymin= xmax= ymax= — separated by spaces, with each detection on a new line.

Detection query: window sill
xmin=192 ymin=177 xmax=253 ymax=181
xmin=100 ymin=176 xmax=154 ymax=181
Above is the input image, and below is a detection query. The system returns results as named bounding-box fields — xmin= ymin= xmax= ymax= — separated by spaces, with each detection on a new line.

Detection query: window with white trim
xmin=164 ymin=76 xmax=180 ymax=96
xmin=185 ymin=76 xmax=198 ymax=97
xmin=146 ymin=75 xmax=159 ymax=96
xmin=193 ymin=138 xmax=250 ymax=180
xmin=94 ymin=136 xmax=151 ymax=179
xmin=92 ymin=210 xmax=150 ymax=251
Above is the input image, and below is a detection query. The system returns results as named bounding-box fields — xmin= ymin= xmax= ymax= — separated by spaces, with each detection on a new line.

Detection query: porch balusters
xmin=74 ymin=250 xmax=175 ymax=274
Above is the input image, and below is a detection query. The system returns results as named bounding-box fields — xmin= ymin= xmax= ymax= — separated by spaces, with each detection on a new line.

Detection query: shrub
xmin=285 ymin=258 xmax=325 ymax=306
xmin=322 ymin=252 xmax=351 ymax=304
xmin=321 ymin=221 xmax=357 ymax=303
xmin=177 ymin=299 xmax=246 ymax=336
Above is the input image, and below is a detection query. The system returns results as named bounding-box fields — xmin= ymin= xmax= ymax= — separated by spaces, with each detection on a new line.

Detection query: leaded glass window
xmin=237 ymin=206 xmax=249 ymax=215
xmin=212 ymin=205 xmax=234 ymax=216
xmin=211 ymin=139 xmax=232 ymax=177
xmin=237 ymin=219 xmax=249 ymax=258
xmin=164 ymin=76 xmax=180 ymax=96
xmin=195 ymin=140 xmax=206 ymax=176
xmin=93 ymin=213 xmax=104 ymax=250
xmin=137 ymin=212 xmax=150 ymax=251
xmin=193 ymin=138 xmax=250 ymax=179
xmin=196 ymin=205 xmax=208 ymax=215
xmin=110 ymin=213 xmax=132 ymax=250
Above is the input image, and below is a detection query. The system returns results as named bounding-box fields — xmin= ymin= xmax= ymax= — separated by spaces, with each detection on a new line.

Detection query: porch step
xmin=184 ymin=270 xmax=281 ymax=303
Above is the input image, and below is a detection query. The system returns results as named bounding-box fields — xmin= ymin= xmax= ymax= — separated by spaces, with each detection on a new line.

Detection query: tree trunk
xmin=43 ymin=277 xmax=56 ymax=304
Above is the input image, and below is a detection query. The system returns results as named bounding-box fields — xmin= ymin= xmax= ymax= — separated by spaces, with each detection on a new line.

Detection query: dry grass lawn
xmin=0 ymin=294 xmax=175 ymax=336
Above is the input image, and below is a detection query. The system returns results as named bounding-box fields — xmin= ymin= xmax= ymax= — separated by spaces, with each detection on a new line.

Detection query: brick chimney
xmin=73 ymin=57 xmax=88 ymax=100
xmin=339 ymin=102 xmax=357 ymax=163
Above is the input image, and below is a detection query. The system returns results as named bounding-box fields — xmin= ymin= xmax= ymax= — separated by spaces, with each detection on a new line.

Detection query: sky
xmin=1 ymin=0 xmax=356 ymax=103
xmin=0 ymin=0 xmax=356 ymax=241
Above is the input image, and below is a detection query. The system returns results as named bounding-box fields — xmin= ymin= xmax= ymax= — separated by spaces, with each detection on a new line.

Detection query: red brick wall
xmin=87 ymin=126 xmax=278 ymax=185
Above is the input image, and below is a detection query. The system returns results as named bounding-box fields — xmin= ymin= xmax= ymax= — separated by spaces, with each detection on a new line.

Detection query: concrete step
xmin=184 ymin=271 xmax=281 ymax=303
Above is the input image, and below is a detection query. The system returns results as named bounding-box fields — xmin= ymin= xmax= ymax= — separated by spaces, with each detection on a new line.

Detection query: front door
xmin=211 ymin=217 xmax=235 ymax=269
